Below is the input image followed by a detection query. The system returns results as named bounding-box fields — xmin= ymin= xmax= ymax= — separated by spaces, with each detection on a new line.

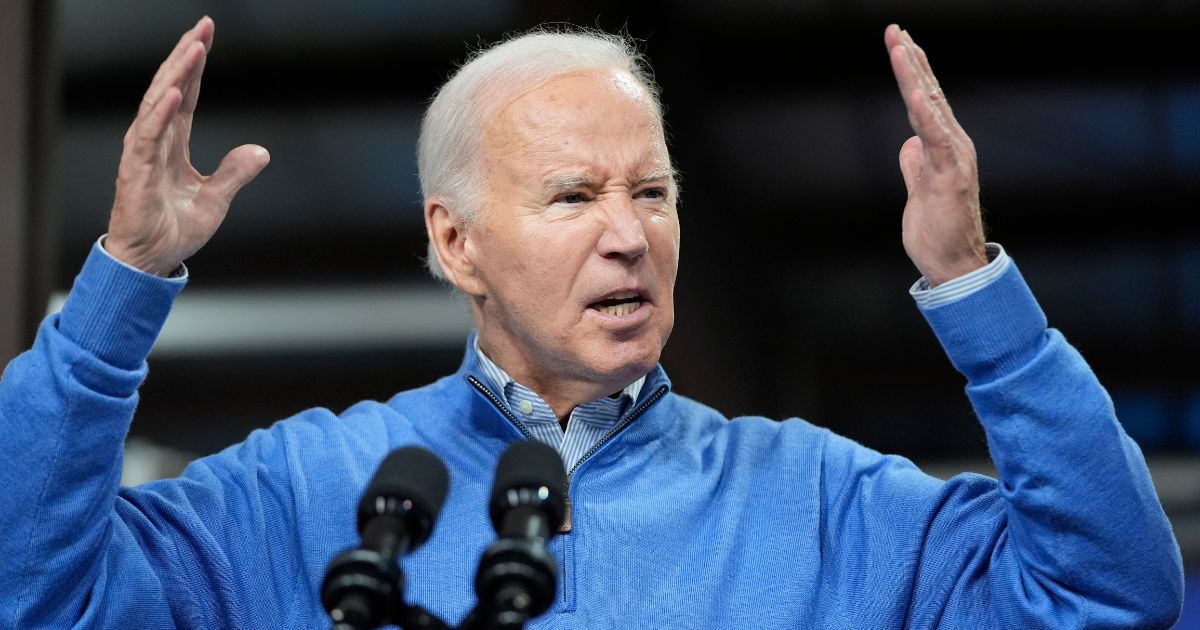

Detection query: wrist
xmin=919 ymin=246 xmax=988 ymax=288
xmin=102 ymin=236 xmax=181 ymax=278
xmin=59 ymin=238 xmax=187 ymax=370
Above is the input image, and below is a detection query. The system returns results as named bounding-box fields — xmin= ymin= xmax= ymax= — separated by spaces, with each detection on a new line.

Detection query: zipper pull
xmin=559 ymin=496 xmax=572 ymax=533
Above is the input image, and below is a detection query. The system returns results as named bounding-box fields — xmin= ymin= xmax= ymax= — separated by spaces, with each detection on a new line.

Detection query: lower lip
xmin=587 ymin=301 xmax=652 ymax=327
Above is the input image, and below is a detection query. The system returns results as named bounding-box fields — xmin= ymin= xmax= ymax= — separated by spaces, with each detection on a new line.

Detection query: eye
xmin=636 ymin=187 xmax=667 ymax=200
xmin=558 ymin=192 xmax=587 ymax=204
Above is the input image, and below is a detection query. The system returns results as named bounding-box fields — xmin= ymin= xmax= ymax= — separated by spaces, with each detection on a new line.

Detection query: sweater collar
xmin=471 ymin=334 xmax=645 ymax=427
xmin=455 ymin=330 xmax=671 ymax=417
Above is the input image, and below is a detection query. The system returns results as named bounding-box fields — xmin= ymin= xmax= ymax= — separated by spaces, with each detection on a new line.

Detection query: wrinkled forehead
xmin=485 ymin=68 xmax=660 ymax=130
xmin=481 ymin=69 xmax=669 ymax=164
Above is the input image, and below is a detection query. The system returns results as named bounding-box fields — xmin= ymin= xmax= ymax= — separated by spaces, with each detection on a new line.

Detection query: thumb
xmin=208 ymin=144 xmax=270 ymax=203
xmin=898 ymin=135 xmax=923 ymax=194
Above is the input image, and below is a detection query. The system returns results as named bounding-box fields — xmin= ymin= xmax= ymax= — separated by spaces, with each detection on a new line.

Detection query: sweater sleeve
xmin=0 ymin=243 xmax=319 ymax=628
xmin=904 ymin=259 xmax=1182 ymax=628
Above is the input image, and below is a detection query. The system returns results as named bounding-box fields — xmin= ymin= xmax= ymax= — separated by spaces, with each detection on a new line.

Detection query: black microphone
xmin=472 ymin=440 xmax=567 ymax=629
xmin=322 ymin=446 xmax=450 ymax=630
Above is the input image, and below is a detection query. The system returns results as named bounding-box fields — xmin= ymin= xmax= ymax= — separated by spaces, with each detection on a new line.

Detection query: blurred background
xmin=1 ymin=0 xmax=1197 ymax=623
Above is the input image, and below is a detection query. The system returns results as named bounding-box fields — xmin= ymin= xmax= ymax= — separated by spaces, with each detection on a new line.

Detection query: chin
xmin=589 ymin=334 xmax=666 ymax=382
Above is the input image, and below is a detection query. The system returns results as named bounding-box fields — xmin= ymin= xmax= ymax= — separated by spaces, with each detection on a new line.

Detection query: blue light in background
xmin=1167 ymin=83 xmax=1200 ymax=178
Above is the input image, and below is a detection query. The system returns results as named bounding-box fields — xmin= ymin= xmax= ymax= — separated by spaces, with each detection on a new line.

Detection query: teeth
xmin=595 ymin=301 xmax=641 ymax=316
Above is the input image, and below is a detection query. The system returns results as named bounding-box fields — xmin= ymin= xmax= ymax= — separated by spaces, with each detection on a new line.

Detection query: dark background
xmin=2 ymin=0 xmax=1198 ymax=612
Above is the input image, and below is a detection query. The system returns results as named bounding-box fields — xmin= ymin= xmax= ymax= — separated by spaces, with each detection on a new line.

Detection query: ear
xmin=425 ymin=197 xmax=486 ymax=296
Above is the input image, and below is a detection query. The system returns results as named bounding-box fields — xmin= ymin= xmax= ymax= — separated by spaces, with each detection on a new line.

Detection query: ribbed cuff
xmin=917 ymin=258 xmax=1048 ymax=385
xmin=57 ymin=238 xmax=187 ymax=370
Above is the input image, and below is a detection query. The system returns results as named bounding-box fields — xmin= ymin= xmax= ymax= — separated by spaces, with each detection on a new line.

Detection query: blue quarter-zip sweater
xmin=0 ymin=243 xmax=1184 ymax=628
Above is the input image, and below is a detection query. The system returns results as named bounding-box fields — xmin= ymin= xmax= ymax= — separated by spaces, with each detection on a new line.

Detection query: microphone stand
xmin=389 ymin=582 xmax=542 ymax=630
xmin=385 ymin=600 xmax=528 ymax=630
xmin=332 ymin=442 xmax=564 ymax=630
xmin=397 ymin=603 xmax=453 ymax=630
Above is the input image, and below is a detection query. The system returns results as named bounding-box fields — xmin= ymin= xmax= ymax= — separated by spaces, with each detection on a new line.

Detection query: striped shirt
xmin=473 ymin=337 xmax=645 ymax=472
xmin=910 ymin=243 xmax=1010 ymax=309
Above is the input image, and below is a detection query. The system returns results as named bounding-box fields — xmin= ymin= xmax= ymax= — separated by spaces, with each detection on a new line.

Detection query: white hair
xmin=418 ymin=26 xmax=667 ymax=279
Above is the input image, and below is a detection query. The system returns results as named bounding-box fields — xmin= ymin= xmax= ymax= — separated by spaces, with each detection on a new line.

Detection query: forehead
xmin=480 ymin=68 xmax=670 ymax=178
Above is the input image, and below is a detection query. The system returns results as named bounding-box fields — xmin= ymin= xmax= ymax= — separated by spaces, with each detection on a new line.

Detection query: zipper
xmin=560 ymin=536 xmax=570 ymax=608
xmin=466 ymin=375 xmax=536 ymax=441
xmin=468 ymin=375 xmax=669 ymax=612
xmin=559 ymin=384 xmax=669 ymax=533
xmin=467 ymin=374 xmax=669 ymax=533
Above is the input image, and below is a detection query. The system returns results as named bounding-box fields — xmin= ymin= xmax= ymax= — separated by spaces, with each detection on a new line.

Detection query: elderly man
xmin=0 ymin=16 xmax=1184 ymax=629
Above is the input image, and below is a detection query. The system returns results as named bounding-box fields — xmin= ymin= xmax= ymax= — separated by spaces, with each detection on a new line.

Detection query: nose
xmin=597 ymin=196 xmax=649 ymax=261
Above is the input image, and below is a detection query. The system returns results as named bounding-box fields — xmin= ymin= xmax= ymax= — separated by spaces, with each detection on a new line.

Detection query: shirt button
xmin=518 ymin=400 xmax=534 ymax=415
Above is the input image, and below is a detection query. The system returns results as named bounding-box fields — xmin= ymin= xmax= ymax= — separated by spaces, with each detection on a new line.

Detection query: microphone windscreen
xmin=357 ymin=446 xmax=449 ymax=533
xmin=491 ymin=440 xmax=567 ymax=507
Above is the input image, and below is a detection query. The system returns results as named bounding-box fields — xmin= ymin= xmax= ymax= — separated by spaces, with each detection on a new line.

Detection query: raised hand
xmin=885 ymin=24 xmax=987 ymax=287
xmin=106 ymin=17 xmax=269 ymax=277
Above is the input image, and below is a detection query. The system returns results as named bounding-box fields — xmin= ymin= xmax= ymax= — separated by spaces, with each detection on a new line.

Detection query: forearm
xmin=0 ymin=240 xmax=183 ymax=625
xmin=922 ymin=260 xmax=1183 ymax=627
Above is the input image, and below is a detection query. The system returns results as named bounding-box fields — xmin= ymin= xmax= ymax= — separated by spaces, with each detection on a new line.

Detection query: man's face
xmin=462 ymin=68 xmax=680 ymax=395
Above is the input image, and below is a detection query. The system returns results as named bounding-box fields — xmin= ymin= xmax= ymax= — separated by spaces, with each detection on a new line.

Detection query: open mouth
xmin=589 ymin=291 xmax=643 ymax=316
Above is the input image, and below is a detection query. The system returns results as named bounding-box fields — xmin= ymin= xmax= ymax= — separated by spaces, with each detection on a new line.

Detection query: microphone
xmin=472 ymin=440 xmax=567 ymax=629
xmin=321 ymin=446 xmax=450 ymax=630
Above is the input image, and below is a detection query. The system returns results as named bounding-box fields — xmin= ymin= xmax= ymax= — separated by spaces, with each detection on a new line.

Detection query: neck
xmin=483 ymin=341 xmax=624 ymax=423
xmin=473 ymin=337 xmax=631 ymax=427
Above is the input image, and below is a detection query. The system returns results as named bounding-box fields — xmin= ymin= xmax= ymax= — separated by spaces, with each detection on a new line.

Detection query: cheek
xmin=471 ymin=227 xmax=536 ymax=307
xmin=477 ymin=222 xmax=540 ymax=279
xmin=648 ymin=216 xmax=681 ymax=276
xmin=490 ymin=226 xmax=588 ymax=311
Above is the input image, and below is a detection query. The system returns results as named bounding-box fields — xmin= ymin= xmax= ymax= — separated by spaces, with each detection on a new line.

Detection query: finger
xmin=140 ymin=17 xmax=214 ymax=116
xmin=888 ymin=41 xmax=924 ymax=112
xmin=180 ymin=17 xmax=215 ymax=115
xmin=898 ymin=32 xmax=936 ymax=86
xmin=890 ymin=41 xmax=961 ymax=170
xmin=883 ymin=24 xmax=905 ymax=52
xmin=898 ymin=136 xmax=924 ymax=192
xmin=130 ymin=87 xmax=183 ymax=160
xmin=139 ymin=39 xmax=206 ymax=125
xmin=141 ymin=25 xmax=199 ymax=115
xmin=161 ymin=42 xmax=210 ymax=166
xmin=887 ymin=31 xmax=944 ymax=137
xmin=902 ymin=30 xmax=974 ymax=154
xmin=180 ymin=41 xmax=208 ymax=115
xmin=890 ymin=44 xmax=933 ymax=135
xmin=900 ymin=30 xmax=970 ymax=147
xmin=205 ymin=144 xmax=271 ymax=203
xmin=162 ymin=41 xmax=207 ymax=110
xmin=906 ymin=87 xmax=957 ymax=171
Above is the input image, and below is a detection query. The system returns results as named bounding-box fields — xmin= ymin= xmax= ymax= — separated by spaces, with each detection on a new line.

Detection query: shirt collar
xmin=472 ymin=334 xmax=645 ymax=426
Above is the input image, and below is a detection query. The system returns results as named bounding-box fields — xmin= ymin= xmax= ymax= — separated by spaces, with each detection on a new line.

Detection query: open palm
xmin=885 ymin=25 xmax=987 ymax=287
xmin=106 ymin=17 xmax=269 ymax=277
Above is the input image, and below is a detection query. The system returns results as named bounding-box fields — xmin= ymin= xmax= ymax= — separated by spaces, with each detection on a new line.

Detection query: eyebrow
xmin=542 ymin=168 xmax=673 ymax=194
xmin=543 ymin=173 xmax=592 ymax=195
xmin=630 ymin=168 xmax=673 ymax=188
